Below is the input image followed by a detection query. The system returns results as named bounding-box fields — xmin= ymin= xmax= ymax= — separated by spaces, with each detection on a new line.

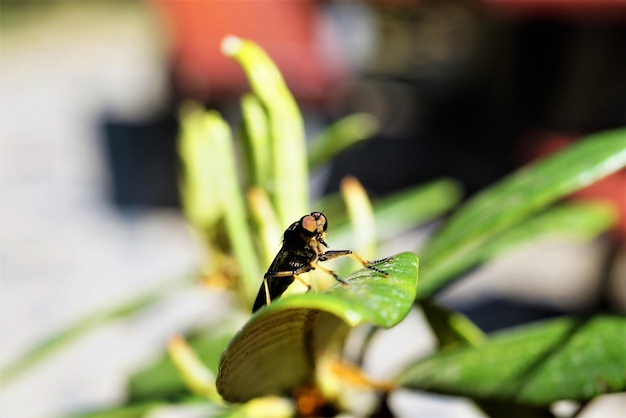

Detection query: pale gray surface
xmin=0 ymin=5 xmax=209 ymax=417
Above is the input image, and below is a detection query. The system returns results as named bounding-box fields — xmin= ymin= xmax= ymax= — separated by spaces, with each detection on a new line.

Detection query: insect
xmin=252 ymin=211 xmax=391 ymax=313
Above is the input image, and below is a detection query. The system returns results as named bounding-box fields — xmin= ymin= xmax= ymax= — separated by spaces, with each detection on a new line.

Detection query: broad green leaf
xmin=417 ymin=132 xmax=624 ymax=300
xmin=423 ymin=129 xmax=625 ymax=262
xmin=217 ymin=252 xmax=418 ymax=403
xmin=414 ymin=201 xmax=615 ymax=396
xmin=398 ymin=315 xmax=626 ymax=405
xmin=308 ymin=113 xmax=379 ymax=171
xmin=476 ymin=200 xmax=616 ymax=255
xmin=418 ymin=200 xmax=617 ymax=299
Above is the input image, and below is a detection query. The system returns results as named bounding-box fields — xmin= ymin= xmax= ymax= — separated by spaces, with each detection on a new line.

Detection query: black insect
xmin=252 ymin=211 xmax=390 ymax=313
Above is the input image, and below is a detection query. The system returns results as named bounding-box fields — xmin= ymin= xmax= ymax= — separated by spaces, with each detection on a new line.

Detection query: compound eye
xmin=300 ymin=215 xmax=317 ymax=234
xmin=318 ymin=214 xmax=328 ymax=231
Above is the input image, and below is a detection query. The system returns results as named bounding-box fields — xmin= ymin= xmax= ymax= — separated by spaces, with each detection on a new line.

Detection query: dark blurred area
xmin=325 ymin=1 xmax=626 ymax=197
xmin=102 ymin=0 xmax=626 ymax=207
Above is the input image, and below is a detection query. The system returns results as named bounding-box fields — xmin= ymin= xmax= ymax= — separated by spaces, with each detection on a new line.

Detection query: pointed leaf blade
xmin=419 ymin=129 xmax=625 ymax=299
xmin=398 ymin=315 xmax=626 ymax=405
xmin=425 ymin=129 xmax=625 ymax=261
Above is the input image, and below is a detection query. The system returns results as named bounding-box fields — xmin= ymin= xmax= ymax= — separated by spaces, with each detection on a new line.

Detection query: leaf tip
xmin=221 ymin=35 xmax=242 ymax=57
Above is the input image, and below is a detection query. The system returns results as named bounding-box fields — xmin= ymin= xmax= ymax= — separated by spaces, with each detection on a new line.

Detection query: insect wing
xmin=252 ymin=248 xmax=295 ymax=312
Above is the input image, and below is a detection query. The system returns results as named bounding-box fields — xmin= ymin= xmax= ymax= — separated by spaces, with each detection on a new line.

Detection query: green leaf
xmin=418 ymin=200 xmax=617 ymax=299
xmin=398 ymin=315 xmax=626 ymax=405
xmin=248 ymin=187 xmax=283 ymax=268
xmin=177 ymin=103 xmax=223 ymax=232
xmin=419 ymin=128 xmax=625 ymax=299
xmin=341 ymin=176 xmax=378 ymax=260
xmin=308 ymin=113 xmax=379 ymax=171
xmin=128 ymin=326 xmax=235 ymax=401
xmin=478 ymin=200 xmax=616 ymax=254
xmin=222 ymin=36 xmax=308 ymax=226
xmin=424 ymin=129 xmax=625 ymax=260
xmin=240 ymin=94 xmax=271 ymax=189
xmin=168 ymin=335 xmax=222 ymax=402
xmin=222 ymin=397 xmax=294 ymax=418
xmin=420 ymin=300 xmax=486 ymax=348
xmin=217 ymin=252 xmax=418 ymax=403
xmin=370 ymin=178 xmax=463 ymax=241
xmin=205 ymin=110 xmax=262 ymax=305
xmin=320 ymin=178 xmax=463 ymax=249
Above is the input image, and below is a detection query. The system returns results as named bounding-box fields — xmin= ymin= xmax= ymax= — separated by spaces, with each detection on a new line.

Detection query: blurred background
xmin=1 ymin=1 xmax=625 ymax=417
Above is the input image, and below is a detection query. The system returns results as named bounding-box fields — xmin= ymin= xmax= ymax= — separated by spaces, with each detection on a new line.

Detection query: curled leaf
xmin=217 ymin=252 xmax=419 ymax=402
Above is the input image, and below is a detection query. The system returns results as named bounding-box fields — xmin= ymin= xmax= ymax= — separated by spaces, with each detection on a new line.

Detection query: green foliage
xmin=418 ymin=200 xmax=618 ymax=302
xmin=308 ymin=113 xmax=379 ymax=171
xmin=421 ymin=300 xmax=486 ymax=348
xmin=325 ymin=178 xmax=463 ymax=249
xmin=418 ymin=129 xmax=626 ymax=299
xmin=5 ymin=36 xmax=625 ymax=418
xmin=222 ymin=36 xmax=308 ymax=226
xmin=217 ymin=253 xmax=418 ymax=403
xmin=128 ymin=326 xmax=235 ymax=402
xmin=398 ymin=315 xmax=626 ymax=405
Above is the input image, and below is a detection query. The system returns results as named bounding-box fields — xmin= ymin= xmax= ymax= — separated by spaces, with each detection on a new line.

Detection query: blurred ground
xmin=0 ymin=4 xmax=216 ymax=417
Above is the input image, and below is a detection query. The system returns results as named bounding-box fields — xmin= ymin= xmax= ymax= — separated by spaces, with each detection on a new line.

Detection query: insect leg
xmin=263 ymin=264 xmax=314 ymax=298
xmin=319 ymin=250 xmax=391 ymax=276
xmin=263 ymin=277 xmax=271 ymax=305
xmin=264 ymin=264 xmax=312 ymax=280
xmin=310 ymin=261 xmax=349 ymax=285
xmin=293 ymin=274 xmax=312 ymax=292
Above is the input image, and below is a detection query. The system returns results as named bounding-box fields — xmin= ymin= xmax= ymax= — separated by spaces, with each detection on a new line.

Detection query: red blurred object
xmin=151 ymin=0 xmax=346 ymax=101
xmin=522 ymin=132 xmax=626 ymax=240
